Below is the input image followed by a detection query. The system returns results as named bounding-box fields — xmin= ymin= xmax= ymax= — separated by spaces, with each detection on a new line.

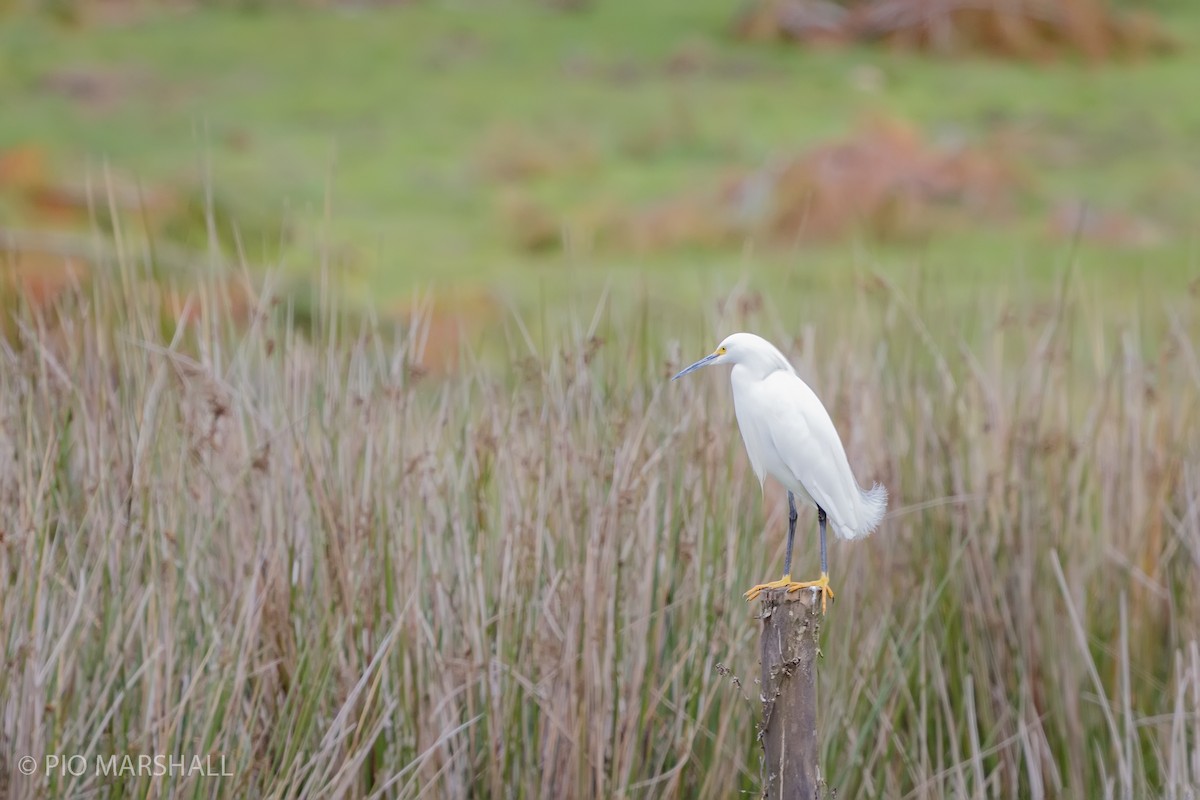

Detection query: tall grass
xmin=1 ymin=247 xmax=1198 ymax=798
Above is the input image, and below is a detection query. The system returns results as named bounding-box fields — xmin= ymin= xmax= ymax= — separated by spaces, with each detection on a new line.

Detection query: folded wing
xmin=762 ymin=371 xmax=886 ymax=539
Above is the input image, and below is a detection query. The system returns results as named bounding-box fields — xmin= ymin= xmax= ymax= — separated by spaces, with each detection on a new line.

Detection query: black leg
xmin=782 ymin=491 xmax=798 ymax=577
xmin=818 ymin=505 xmax=828 ymax=575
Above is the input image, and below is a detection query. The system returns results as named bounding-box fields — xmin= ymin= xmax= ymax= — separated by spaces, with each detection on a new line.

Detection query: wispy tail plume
xmin=843 ymin=482 xmax=888 ymax=540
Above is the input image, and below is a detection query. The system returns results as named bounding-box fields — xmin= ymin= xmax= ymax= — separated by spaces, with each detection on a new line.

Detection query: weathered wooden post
xmin=758 ymin=587 xmax=822 ymax=799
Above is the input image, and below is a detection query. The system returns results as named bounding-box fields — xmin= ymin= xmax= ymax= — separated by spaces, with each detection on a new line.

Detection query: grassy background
xmin=2 ymin=0 xmax=1199 ymax=314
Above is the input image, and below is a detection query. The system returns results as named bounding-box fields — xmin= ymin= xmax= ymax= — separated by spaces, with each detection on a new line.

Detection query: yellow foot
xmin=744 ymin=572 xmax=836 ymax=614
xmin=788 ymin=572 xmax=835 ymax=615
xmin=742 ymin=575 xmax=795 ymax=602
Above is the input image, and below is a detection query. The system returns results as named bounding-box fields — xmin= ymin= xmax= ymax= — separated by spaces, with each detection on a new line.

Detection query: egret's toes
xmin=743 ymin=575 xmax=795 ymax=602
xmin=785 ymin=572 xmax=835 ymax=614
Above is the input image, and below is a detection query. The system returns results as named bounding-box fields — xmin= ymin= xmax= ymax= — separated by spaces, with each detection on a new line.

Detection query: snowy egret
xmin=673 ymin=332 xmax=887 ymax=613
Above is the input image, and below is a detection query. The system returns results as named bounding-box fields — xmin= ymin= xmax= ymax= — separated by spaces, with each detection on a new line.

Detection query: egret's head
xmin=673 ymin=333 xmax=793 ymax=381
xmin=672 ymin=333 xmax=760 ymax=380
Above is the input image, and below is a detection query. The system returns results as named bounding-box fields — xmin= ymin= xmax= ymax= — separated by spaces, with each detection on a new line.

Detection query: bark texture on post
xmin=758 ymin=587 xmax=822 ymax=799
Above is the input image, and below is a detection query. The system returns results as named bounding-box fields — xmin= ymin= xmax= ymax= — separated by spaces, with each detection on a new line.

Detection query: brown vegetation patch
xmin=1 ymin=246 xmax=89 ymax=313
xmin=0 ymin=145 xmax=48 ymax=192
xmin=1 ymin=238 xmax=260 ymax=344
xmin=497 ymin=190 xmax=563 ymax=253
xmin=1046 ymin=200 xmax=1165 ymax=248
xmin=476 ymin=126 xmax=598 ymax=183
xmin=718 ymin=115 xmax=1017 ymax=244
xmin=391 ymin=288 xmax=499 ymax=376
xmin=733 ymin=0 xmax=1175 ymax=62
xmin=0 ymin=144 xmax=183 ymax=231
xmin=1 ymin=147 xmax=286 ymax=341
xmin=161 ymin=279 xmax=258 ymax=328
xmin=505 ymin=116 xmax=1018 ymax=255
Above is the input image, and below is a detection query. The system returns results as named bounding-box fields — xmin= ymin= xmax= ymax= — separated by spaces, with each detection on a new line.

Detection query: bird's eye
xmin=717 ymin=346 xmax=726 ymax=355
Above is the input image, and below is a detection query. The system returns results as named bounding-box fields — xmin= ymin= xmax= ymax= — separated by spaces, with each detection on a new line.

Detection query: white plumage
xmin=673 ymin=331 xmax=887 ymax=610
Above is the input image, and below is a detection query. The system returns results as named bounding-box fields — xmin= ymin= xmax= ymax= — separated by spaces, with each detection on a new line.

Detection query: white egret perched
xmin=673 ymin=332 xmax=887 ymax=613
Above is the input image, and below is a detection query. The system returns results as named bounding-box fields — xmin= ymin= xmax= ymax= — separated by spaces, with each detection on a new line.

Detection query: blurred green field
xmin=2 ymin=0 xmax=1198 ymax=321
